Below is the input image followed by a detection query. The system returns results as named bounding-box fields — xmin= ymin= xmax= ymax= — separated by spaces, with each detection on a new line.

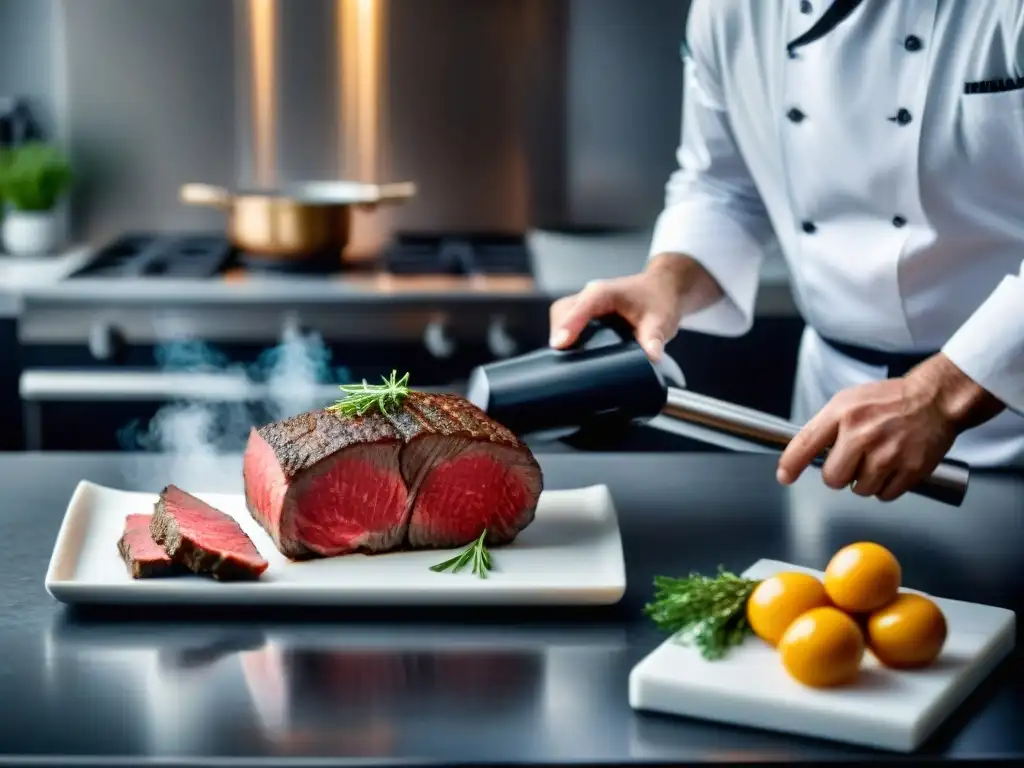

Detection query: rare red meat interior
xmin=117 ymin=513 xmax=183 ymax=579
xmin=243 ymin=391 xmax=543 ymax=559
xmin=150 ymin=485 xmax=269 ymax=580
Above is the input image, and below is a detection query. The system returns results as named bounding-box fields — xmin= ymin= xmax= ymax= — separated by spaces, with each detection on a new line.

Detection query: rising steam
xmin=118 ymin=327 xmax=350 ymax=458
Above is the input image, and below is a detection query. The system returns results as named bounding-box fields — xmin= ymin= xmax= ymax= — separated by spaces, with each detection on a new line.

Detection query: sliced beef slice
xmin=244 ymin=409 xmax=409 ymax=559
xmin=151 ymin=485 xmax=269 ymax=580
xmin=243 ymin=392 xmax=542 ymax=559
xmin=117 ymin=513 xmax=184 ymax=579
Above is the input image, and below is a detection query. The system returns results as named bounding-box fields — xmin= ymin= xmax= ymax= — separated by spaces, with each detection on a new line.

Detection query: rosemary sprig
xmin=327 ymin=370 xmax=411 ymax=418
xmin=643 ymin=567 xmax=761 ymax=660
xmin=430 ymin=529 xmax=493 ymax=579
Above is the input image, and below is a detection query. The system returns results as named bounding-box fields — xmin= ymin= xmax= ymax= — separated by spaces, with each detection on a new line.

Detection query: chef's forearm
xmin=647 ymin=252 xmax=726 ymax=317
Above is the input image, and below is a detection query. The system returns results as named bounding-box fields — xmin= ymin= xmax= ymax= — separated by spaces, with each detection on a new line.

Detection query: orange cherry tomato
xmin=824 ymin=542 xmax=901 ymax=613
xmin=778 ymin=606 xmax=865 ymax=688
xmin=746 ymin=572 xmax=832 ymax=647
xmin=867 ymin=593 xmax=947 ymax=669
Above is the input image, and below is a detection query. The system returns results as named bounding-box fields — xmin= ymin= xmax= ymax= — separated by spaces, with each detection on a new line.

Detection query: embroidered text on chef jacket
xmin=650 ymin=0 xmax=1024 ymax=467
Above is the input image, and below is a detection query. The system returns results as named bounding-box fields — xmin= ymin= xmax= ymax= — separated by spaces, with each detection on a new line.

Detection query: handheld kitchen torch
xmin=466 ymin=316 xmax=970 ymax=507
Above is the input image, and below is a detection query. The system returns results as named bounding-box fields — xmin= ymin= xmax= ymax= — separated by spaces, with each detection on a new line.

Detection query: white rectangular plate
xmin=628 ymin=559 xmax=1016 ymax=753
xmin=45 ymin=481 xmax=626 ymax=606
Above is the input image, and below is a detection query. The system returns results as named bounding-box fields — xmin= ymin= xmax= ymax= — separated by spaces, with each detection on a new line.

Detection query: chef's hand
xmin=548 ymin=253 xmax=723 ymax=361
xmin=776 ymin=353 xmax=1005 ymax=501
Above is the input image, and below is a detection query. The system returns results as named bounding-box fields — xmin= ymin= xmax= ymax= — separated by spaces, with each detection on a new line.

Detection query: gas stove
xmin=16 ymin=230 xmax=550 ymax=451
xmin=65 ymin=231 xmax=535 ymax=280
xmin=23 ymin=227 xmax=546 ymax=357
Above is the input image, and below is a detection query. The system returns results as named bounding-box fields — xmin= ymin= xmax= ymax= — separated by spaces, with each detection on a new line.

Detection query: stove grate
xmin=68 ymin=234 xmax=233 ymax=278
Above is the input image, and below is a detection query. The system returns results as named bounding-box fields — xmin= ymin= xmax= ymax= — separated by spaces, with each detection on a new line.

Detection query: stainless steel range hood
xmin=59 ymin=0 xmax=691 ymax=245
xmin=233 ymin=0 xmax=569 ymax=256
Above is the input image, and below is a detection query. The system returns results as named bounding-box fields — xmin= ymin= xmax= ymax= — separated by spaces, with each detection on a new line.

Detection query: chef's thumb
xmin=549 ymin=283 xmax=614 ymax=349
xmin=635 ymin=314 xmax=670 ymax=362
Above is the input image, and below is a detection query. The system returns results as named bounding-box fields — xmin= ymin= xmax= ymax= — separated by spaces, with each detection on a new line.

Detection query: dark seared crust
xmin=388 ymin=391 xmax=528 ymax=448
xmin=116 ymin=530 xmax=183 ymax=579
xmin=150 ymin=494 xmax=264 ymax=582
xmin=254 ymin=408 xmax=402 ymax=477
xmin=253 ymin=394 xmax=531 ymax=475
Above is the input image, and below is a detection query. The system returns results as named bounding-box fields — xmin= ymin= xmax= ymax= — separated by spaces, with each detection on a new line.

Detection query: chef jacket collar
xmin=787 ymin=0 xmax=866 ymax=55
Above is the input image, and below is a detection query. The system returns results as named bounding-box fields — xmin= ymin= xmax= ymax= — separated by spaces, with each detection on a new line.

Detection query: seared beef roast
xmin=151 ymin=485 xmax=269 ymax=580
xmin=243 ymin=392 xmax=542 ymax=559
xmin=117 ymin=514 xmax=184 ymax=579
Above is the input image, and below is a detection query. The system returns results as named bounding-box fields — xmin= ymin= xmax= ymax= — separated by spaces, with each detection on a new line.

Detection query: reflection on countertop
xmin=41 ymin=618 xmax=629 ymax=761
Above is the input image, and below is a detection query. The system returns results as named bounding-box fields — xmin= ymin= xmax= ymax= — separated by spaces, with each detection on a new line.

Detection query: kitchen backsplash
xmin=0 ymin=0 xmax=57 ymax=139
xmin=2 ymin=0 xmax=691 ymax=245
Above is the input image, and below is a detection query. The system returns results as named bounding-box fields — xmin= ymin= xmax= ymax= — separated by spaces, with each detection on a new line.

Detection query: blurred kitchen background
xmin=0 ymin=0 xmax=800 ymax=454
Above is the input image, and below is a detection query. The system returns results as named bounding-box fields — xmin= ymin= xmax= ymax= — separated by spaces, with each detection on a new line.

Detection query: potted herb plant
xmin=0 ymin=141 xmax=72 ymax=256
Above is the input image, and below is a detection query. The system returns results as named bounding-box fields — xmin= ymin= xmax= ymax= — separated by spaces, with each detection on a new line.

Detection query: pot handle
xmin=180 ymin=183 xmax=233 ymax=209
xmin=373 ymin=182 xmax=417 ymax=202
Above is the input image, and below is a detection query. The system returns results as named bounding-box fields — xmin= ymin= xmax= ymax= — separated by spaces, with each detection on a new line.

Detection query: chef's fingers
xmin=854 ymin=467 xmax=896 ymax=499
xmin=850 ymin=444 xmax=901 ymax=497
xmin=634 ymin=313 xmax=672 ymax=362
xmin=548 ymin=295 xmax=579 ymax=347
xmin=819 ymin=439 xmax=862 ymax=490
xmin=777 ymin=411 xmax=839 ymax=485
xmin=876 ymin=470 xmax=913 ymax=503
xmin=549 ymin=281 xmax=616 ymax=348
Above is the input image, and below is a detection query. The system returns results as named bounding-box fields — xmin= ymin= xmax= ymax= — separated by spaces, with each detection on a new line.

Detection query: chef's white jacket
xmin=651 ymin=0 xmax=1024 ymax=467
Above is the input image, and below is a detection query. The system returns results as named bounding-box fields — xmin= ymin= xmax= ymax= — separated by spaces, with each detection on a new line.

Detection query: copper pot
xmin=179 ymin=181 xmax=417 ymax=261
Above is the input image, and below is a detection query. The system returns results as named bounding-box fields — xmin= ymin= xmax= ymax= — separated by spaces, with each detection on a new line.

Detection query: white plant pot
xmin=2 ymin=209 xmax=60 ymax=257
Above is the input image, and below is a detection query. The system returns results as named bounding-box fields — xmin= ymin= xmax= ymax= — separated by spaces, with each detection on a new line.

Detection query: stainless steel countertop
xmin=1 ymin=451 xmax=1021 ymax=765
xmin=0 ymin=246 xmax=92 ymax=316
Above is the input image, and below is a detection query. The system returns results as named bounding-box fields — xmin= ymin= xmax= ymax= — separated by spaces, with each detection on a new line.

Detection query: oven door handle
xmin=18 ymin=370 xmax=344 ymax=402
xmin=18 ymin=370 xmax=465 ymax=402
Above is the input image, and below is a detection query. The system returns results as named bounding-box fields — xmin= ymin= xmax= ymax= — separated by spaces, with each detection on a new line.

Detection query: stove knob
xmin=424 ymin=320 xmax=456 ymax=359
xmin=486 ymin=318 xmax=518 ymax=359
xmin=88 ymin=322 xmax=127 ymax=362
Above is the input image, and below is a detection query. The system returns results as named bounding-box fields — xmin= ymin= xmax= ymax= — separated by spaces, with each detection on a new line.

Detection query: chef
xmin=549 ymin=0 xmax=1024 ymax=501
